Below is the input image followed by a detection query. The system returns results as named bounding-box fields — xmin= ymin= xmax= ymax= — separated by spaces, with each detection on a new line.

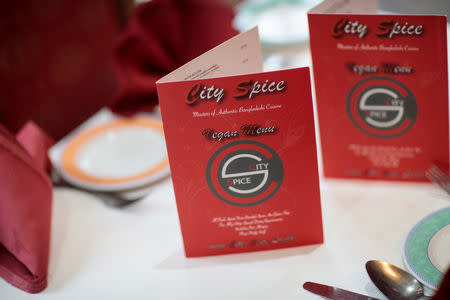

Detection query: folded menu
xmin=156 ymin=28 xmax=323 ymax=257
xmin=308 ymin=0 xmax=449 ymax=181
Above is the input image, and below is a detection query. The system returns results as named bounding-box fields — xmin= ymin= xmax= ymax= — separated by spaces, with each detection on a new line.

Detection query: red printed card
xmin=156 ymin=28 xmax=323 ymax=257
xmin=308 ymin=0 xmax=449 ymax=181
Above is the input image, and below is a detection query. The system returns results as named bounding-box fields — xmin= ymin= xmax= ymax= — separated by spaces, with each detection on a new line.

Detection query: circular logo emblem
xmin=206 ymin=140 xmax=284 ymax=206
xmin=346 ymin=77 xmax=417 ymax=138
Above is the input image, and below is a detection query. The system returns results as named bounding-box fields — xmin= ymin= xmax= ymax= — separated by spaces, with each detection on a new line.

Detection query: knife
xmin=303 ymin=281 xmax=381 ymax=300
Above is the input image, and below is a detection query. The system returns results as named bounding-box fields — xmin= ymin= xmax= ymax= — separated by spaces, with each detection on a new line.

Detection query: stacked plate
xmin=49 ymin=109 xmax=170 ymax=200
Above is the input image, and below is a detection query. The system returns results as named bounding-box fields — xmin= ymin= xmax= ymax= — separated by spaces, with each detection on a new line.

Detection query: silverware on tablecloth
xmin=426 ymin=165 xmax=450 ymax=196
xmin=51 ymin=173 xmax=146 ymax=208
xmin=303 ymin=281 xmax=380 ymax=300
xmin=366 ymin=260 xmax=432 ymax=300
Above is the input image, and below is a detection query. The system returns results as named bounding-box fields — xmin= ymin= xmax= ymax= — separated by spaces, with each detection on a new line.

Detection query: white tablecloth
xmin=0 ymin=177 xmax=448 ymax=299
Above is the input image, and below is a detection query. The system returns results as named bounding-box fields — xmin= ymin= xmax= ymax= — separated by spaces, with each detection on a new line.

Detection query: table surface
xmin=1 ymin=13 xmax=450 ymax=300
xmin=1 ymin=178 xmax=448 ymax=299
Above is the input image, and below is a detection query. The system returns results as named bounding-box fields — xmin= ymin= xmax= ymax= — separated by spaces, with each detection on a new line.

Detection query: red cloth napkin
xmin=110 ymin=0 xmax=238 ymax=115
xmin=0 ymin=0 xmax=123 ymax=141
xmin=0 ymin=122 xmax=53 ymax=293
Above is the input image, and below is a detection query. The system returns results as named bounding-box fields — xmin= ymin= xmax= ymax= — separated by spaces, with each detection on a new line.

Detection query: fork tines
xmin=426 ymin=165 xmax=450 ymax=196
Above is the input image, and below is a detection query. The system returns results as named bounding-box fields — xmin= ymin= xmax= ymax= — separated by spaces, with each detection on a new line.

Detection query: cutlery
xmin=51 ymin=173 xmax=146 ymax=208
xmin=426 ymin=165 xmax=450 ymax=196
xmin=303 ymin=281 xmax=380 ymax=300
xmin=91 ymin=191 xmax=146 ymax=208
xmin=366 ymin=260 xmax=432 ymax=300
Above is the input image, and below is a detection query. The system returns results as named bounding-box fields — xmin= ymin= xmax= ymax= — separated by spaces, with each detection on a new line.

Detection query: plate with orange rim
xmin=49 ymin=109 xmax=170 ymax=192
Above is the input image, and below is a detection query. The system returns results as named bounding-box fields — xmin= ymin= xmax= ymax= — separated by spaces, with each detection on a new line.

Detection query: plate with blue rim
xmin=403 ymin=206 xmax=450 ymax=290
xmin=233 ymin=0 xmax=321 ymax=47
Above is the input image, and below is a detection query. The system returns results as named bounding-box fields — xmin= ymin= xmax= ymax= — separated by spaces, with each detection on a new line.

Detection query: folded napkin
xmin=110 ymin=0 xmax=238 ymax=115
xmin=0 ymin=122 xmax=54 ymax=293
xmin=0 ymin=0 xmax=123 ymax=141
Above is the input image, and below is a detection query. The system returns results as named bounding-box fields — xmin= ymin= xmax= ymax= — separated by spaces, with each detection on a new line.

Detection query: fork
xmin=51 ymin=172 xmax=146 ymax=207
xmin=425 ymin=165 xmax=450 ymax=196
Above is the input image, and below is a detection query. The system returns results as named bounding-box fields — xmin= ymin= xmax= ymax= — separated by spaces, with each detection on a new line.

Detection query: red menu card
xmin=156 ymin=28 xmax=323 ymax=257
xmin=308 ymin=0 xmax=449 ymax=181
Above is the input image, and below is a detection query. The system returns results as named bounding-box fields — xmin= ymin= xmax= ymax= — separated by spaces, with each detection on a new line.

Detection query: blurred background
xmin=0 ymin=0 xmax=449 ymax=142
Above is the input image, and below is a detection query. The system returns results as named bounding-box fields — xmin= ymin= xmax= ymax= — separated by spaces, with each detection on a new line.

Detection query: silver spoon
xmin=366 ymin=260 xmax=432 ymax=300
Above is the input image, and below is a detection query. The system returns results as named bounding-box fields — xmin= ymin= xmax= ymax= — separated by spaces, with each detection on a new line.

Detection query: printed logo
xmin=206 ymin=140 xmax=284 ymax=206
xmin=346 ymin=77 xmax=417 ymax=138
xmin=185 ymin=80 xmax=286 ymax=105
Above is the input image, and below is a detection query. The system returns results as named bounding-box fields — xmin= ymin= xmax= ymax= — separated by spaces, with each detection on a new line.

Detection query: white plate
xmin=49 ymin=109 xmax=170 ymax=192
xmin=403 ymin=206 xmax=450 ymax=290
xmin=234 ymin=0 xmax=319 ymax=47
